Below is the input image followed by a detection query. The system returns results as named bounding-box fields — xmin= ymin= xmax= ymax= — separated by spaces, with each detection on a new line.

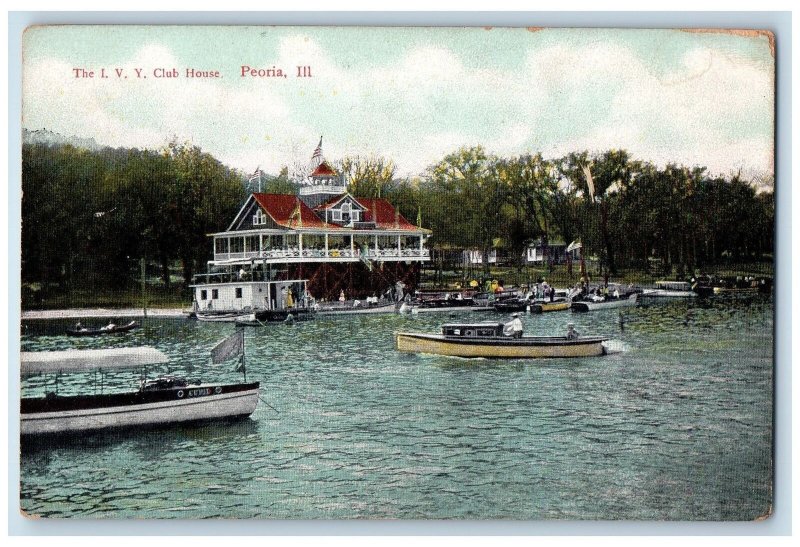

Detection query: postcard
xmin=19 ymin=25 xmax=774 ymax=520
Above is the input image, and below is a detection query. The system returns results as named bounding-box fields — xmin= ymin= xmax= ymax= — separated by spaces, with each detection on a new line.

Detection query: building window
xmin=332 ymin=209 xmax=341 ymax=221
xmin=212 ymin=289 xmax=219 ymax=299
xmin=200 ymin=290 xmax=207 ymax=300
xmin=253 ymin=209 xmax=267 ymax=225
xmin=235 ymin=288 xmax=243 ymax=298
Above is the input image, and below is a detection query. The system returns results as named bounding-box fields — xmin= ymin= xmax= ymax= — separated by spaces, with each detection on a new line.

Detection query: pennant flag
xmin=211 ymin=330 xmax=244 ymax=364
xmin=566 ymin=240 xmax=582 ymax=253
xmin=582 ymin=164 xmax=596 ymax=202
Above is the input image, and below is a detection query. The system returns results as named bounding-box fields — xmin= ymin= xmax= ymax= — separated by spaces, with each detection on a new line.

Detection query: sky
xmin=22 ymin=26 xmax=774 ymax=181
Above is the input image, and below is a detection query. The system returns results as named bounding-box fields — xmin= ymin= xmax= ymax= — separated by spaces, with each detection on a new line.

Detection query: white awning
xmin=20 ymin=347 xmax=170 ymax=375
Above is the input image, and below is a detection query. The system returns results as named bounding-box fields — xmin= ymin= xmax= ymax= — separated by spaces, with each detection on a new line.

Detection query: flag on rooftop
xmin=311 ymin=136 xmax=323 ymax=168
xmin=249 ymin=166 xmax=263 ymax=183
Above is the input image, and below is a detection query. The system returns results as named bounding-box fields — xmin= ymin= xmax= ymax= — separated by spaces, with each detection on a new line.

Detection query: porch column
xmin=350 ymin=234 xmax=354 ymax=255
xmin=325 ymin=233 xmax=329 ymax=257
xmin=298 ymin=233 xmax=303 ymax=255
xmin=374 ymin=234 xmax=379 ymax=253
xmin=397 ymin=234 xmax=401 ymax=256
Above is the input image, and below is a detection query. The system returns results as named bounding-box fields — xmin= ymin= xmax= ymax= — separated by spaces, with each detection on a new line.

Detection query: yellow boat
xmin=531 ymin=299 xmax=571 ymax=313
xmin=396 ymin=322 xmax=608 ymax=359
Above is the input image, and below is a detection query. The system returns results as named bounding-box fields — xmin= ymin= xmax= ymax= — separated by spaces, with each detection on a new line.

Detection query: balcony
xmin=213 ymin=247 xmax=430 ymax=264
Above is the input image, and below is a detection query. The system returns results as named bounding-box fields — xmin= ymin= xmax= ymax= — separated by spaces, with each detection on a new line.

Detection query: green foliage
xmin=22 ymin=139 xmax=773 ymax=307
xmin=22 ymin=141 xmax=247 ymax=298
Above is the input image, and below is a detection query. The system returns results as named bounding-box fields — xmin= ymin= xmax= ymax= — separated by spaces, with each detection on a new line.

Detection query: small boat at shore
xmin=20 ymin=341 xmax=259 ymax=436
xmin=531 ymin=299 xmax=571 ymax=313
xmin=66 ymin=320 xmax=138 ymax=336
xmin=571 ymin=293 xmax=638 ymax=312
xmin=194 ymin=311 xmax=253 ymax=323
xmin=396 ymin=322 xmax=608 ymax=358
xmin=641 ymin=281 xmax=697 ymax=298
xmin=314 ymin=299 xmax=398 ymax=316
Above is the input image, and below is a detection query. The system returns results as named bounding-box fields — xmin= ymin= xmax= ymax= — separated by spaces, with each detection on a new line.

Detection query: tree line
xmin=21 ymin=141 xmax=773 ymax=298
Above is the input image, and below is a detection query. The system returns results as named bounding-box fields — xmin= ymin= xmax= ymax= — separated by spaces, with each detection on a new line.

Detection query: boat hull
xmin=315 ymin=302 xmax=398 ymax=316
xmin=531 ymin=301 xmax=571 ymax=313
xmin=195 ymin=312 xmax=253 ymax=323
xmin=396 ymin=333 xmax=607 ymax=358
xmin=21 ymin=383 xmax=260 ymax=436
xmin=571 ymin=294 xmax=638 ymax=312
xmin=641 ymin=290 xmax=697 ymax=298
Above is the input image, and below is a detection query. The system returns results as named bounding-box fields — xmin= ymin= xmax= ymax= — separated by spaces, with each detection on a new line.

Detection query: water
xmin=19 ymin=296 xmax=773 ymax=520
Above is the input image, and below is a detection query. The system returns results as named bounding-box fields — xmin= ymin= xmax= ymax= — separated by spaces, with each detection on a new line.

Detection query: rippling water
xmin=19 ymin=295 xmax=773 ymax=520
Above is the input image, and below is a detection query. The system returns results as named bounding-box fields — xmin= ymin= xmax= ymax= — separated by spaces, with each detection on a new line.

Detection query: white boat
xmin=195 ymin=311 xmax=255 ymax=322
xmin=314 ymin=299 xmax=398 ymax=316
xmin=571 ymin=293 xmax=638 ymax=312
xmin=641 ymin=281 xmax=698 ymax=298
xmin=20 ymin=343 xmax=259 ymax=436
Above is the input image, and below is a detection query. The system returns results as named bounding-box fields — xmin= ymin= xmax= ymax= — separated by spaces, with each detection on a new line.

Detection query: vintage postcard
xmin=19 ymin=25 xmax=774 ymax=520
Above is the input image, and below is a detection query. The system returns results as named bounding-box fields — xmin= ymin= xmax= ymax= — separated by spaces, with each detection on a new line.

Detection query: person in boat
xmin=74 ymin=321 xmax=86 ymax=332
xmin=566 ymin=323 xmax=580 ymax=340
xmin=339 ymin=289 xmax=346 ymax=302
xmin=504 ymin=313 xmax=524 ymax=338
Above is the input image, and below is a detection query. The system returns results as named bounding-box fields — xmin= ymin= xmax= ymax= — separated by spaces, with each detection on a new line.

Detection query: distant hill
xmin=22 ymin=128 xmax=104 ymax=151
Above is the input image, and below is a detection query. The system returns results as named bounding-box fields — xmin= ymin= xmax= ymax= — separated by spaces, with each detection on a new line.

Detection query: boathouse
xmin=192 ymin=139 xmax=431 ymax=309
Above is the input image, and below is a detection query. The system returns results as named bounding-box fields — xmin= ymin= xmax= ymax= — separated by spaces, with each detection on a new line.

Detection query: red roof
xmin=252 ymin=193 xmax=333 ymax=229
xmin=251 ymin=193 xmax=426 ymax=233
xmin=312 ymin=194 xmax=348 ymax=211
xmin=310 ymin=161 xmax=338 ymax=177
xmin=358 ymin=198 xmax=422 ymax=231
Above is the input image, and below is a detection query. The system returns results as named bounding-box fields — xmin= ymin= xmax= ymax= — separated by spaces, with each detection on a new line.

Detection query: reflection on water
xmin=19 ymin=295 xmax=773 ymax=519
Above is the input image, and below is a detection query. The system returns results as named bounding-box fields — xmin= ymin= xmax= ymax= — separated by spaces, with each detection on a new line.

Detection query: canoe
xmin=396 ymin=332 xmax=607 ymax=358
xmin=66 ymin=320 xmax=138 ymax=337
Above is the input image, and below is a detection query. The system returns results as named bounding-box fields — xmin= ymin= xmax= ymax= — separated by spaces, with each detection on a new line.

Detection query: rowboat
xmin=195 ymin=311 xmax=254 ymax=323
xmin=20 ymin=341 xmax=259 ymax=436
xmin=396 ymin=322 xmax=608 ymax=358
xmin=571 ymin=293 xmax=638 ymax=312
xmin=66 ymin=320 xmax=138 ymax=336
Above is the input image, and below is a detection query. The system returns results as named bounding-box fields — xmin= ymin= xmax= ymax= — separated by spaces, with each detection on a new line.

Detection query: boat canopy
xmin=20 ymin=347 xmax=170 ymax=375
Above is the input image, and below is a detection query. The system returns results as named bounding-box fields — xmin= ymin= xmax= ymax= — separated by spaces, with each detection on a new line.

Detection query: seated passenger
xmin=566 ymin=323 xmax=579 ymax=340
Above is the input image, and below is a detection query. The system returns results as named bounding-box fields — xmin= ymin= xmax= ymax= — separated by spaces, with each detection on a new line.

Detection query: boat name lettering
xmin=188 ymin=388 xmax=213 ymax=398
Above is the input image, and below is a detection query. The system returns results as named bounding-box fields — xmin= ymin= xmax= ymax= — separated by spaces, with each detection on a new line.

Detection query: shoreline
xmin=21 ymin=308 xmax=189 ymax=320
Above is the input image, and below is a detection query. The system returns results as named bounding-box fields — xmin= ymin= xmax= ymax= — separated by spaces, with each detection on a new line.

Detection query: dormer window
xmin=341 ymin=202 xmax=351 ymax=222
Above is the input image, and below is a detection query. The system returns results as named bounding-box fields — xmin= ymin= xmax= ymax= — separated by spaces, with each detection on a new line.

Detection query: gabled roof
xmin=313 ymin=193 xmax=367 ymax=212
xmin=252 ymin=193 xmax=333 ymax=229
xmin=310 ymin=161 xmax=338 ymax=177
xmin=358 ymin=198 xmax=426 ymax=232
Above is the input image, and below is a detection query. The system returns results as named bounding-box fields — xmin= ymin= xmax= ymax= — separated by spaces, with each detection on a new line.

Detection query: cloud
xmin=22 ymin=31 xmax=774 ymax=180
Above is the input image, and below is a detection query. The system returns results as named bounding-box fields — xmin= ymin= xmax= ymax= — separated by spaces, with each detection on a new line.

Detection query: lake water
xmin=19 ymin=295 xmax=773 ymax=520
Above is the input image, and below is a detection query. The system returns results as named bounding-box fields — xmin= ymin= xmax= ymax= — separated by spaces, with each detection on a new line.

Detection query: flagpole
xmin=242 ymin=328 xmax=247 ymax=383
